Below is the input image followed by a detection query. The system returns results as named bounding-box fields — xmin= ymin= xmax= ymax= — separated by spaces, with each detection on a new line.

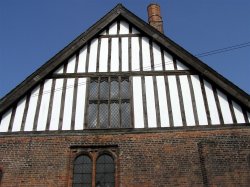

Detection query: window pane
xmin=73 ymin=155 xmax=92 ymax=187
xmin=120 ymin=78 xmax=130 ymax=99
xmin=88 ymin=103 xmax=98 ymax=128
xmin=99 ymin=102 xmax=109 ymax=128
xmin=96 ymin=154 xmax=115 ymax=187
xmin=89 ymin=78 xmax=99 ymax=100
xmin=110 ymin=101 xmax=120 ymax=128
xmin=100 ymin=78 xmax=109 ymax=100
xmin=110 ymin=79 xmax=119 ymax=99
xmin=121 ymin=101 xmax=131 ymax=128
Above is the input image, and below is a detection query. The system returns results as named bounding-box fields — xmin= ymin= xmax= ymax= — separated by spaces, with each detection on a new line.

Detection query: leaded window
xmin=96 ymin=154 xmax=115 ymax=187
xmin=73 ymin=153 xmax=115 ymax=187
xmin=73 ymin=155 xmax=92 ymax=187
xmin=87 ymin=76 xmax=131 ymax=129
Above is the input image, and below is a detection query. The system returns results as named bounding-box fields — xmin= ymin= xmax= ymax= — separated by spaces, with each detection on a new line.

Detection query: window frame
xmin=84 ymin=76 xmax=133 ymax=129
xmin=71 ymin=148 xmax=118 ymax=187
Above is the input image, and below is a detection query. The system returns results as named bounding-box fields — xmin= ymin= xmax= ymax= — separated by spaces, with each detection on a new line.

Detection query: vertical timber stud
xmin=21 ymin=93 xmax=31 ymax=131
xmin=71 ymin=52 xmax=80 ymax=130
xmin=213 ymin=86 xmax=224 ymax=125
xmin=228 ymin=97 xmax=237 ymax=124
xmin=58 ymin=63 xmax=68 ymax=130
xmin=141 ymin=76 xmax=148 ymax=128
xmin=128 ymin=25 xmax=132 ymax=71
xmin=8 ymin=103 xmax=17 ymax=132
xmin=199 ymin=77 xmax=211 ymax=126
xmin=46 ymin=78 xmax=56 ymax=130
xmin=149 ymin=40 xmax=161 ymax=127
xmin=187 ymin=75 xmax=199 ymax=126
xmin=161 ymin=49 xmax=173 ymax=127
xmin=33 ymin=81 xmax=45 ymax=131
xmin=173 ymin=58 xmax=187 ymax=126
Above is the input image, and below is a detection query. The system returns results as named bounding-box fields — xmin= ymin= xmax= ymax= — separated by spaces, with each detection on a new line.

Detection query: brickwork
xmin=0 ymin=126 xmax=250 ymax=187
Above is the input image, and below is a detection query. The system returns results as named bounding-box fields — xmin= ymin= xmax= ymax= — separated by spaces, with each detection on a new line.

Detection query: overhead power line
xmin=196 ymin=41 xmax=250 ymax=58
xmin=27 ymin=41 xmax=250 ymax=97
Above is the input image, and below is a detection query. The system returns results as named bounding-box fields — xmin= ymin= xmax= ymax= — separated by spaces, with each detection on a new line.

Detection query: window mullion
xmin=108 ymin=77 xmax=111 ymax=128
xmin=119 ymin=76 xmax=122 ymax=128
xmin=97 ymin=77 xmax=101 ymax=128
xmin=92 ymin=152 xmax=97 ymax=187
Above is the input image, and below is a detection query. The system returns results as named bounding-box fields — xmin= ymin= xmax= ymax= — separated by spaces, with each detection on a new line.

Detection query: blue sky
xmin=0 ymin=0 xmax=250 ymax=98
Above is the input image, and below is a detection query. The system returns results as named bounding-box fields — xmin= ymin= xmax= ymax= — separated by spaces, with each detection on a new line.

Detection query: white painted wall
xmin=49 ymin=79 xmax=63 ymax=130
xmin=156 ymin=76 xmax=169 ymax=127
xmin=191 ymin=76 xmax=207 ymax=125
xmin=37 ymin=79 xmax=52 ymax=131
xmin=145 ymin=76 xmax=157 ymax=127
xmin=12 ymin=97 xmax=26 ymax=132
xmin=24 ymin=86 xmax=40 ymax=131
xmin=132 ymin=77 xmax=144 ymax=128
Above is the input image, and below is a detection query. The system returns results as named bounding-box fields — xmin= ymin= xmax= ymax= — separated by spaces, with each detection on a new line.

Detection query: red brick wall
xmin=0 ymin=126 xmax=250 ymax=187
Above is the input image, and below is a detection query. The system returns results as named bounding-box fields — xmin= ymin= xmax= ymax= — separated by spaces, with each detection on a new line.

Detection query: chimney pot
xmin=147 ymin=3 xmax=164 ymax=33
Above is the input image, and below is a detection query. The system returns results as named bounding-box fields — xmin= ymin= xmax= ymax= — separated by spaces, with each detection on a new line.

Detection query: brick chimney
xmin=147 ymin=3 xmax=164 ymax=33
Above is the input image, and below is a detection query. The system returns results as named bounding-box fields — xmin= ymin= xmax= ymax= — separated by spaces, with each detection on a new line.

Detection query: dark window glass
xmin=110 ymin=79 xmax=119 ymax=99
xmin=89 ymin=78 xmax=99 ymax=100
xmin=73 ymin=155 xmax=92 ymax=187
xmin=88 ymin=76 xmax=131 ymax=129
xmin=100 ymin=78 xmax=109 ymax=100
xmin=96 ymin=154 xmax=115 ymax=187
xmin=110 ymin=101 xmax=120 ymax=128
xmin=121 ymin=101 xmax=130 ymax=128
xmin=120 ymin=78 xmax=130 ymax=99
xmin=88 ymin=102 xmax=98 ymax=128
xmin=99 ymin=102 xmax=109 ymax=128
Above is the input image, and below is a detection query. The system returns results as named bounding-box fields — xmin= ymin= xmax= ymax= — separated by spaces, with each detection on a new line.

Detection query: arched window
xmin=96 ymin=154 xmax=115 ymax=187
xmin=73 ymin=155 xmax=92 ymax=186
xmin=72 ymin=152 xmax=116 ymax=187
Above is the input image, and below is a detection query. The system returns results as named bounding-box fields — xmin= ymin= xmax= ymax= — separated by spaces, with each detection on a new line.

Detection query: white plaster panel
xmin=131 ymin=37 xmax=140 ymax=71
xmin=54 ymin=65 xmax=64 ymax=74
xmin=121 ymin=37 xmax=129 ymax=71
xmin=204 ymin=80 xmax=220 ymax=125
xmin=37 ymin=79 xmax=52 ymax=131
xmin=217 ymin=89 xmax=233 ymax=124
xmin=132 ymin=27 xmax=139 ymax=34
xmin=141 ymin=37 xmax=151 ymax=71
xmin=88 ymin=39 xmax=98 ymax=72
xmin=164 ymin=51 xmax=174 ymax=70
xmin=0 ymin=109 xmax=12 ymax=132
xmin=49 ymin=78 xmax=63 ymax=130
xmin=153 ymin=42 xmax=162 ymax=71
xmin=110 ymin=38 xmax=119 ymax=72
xmin=66 ymin=55 xmax=76 ymax=73
xmin=176 ymin=60 xmax=189 ymax=70
xmin=132 ymin=77 xmax=144 ymax=128
xmin=120 ymin=21 xmax=129 ymax=34
xmin=12 ymin=97 xmax=26 ymax=132
xmin=24 ymin=86 xmax=40 ymax=131
xmin=232 ymin=101 xmax=245 ymax=123
xmin=191 ymin=76 xmax=208 ymax=125
xmin=179 ymin=75 xmax=195 ymax=126
xmin=145 ymin=76 xmax=157 ymax=128
xmin=75 ymin=78 xmax=87 ymax=130
xmin=100 ymin=30 xmax=107 ymax=35
xmin=156 ymin=76 xmax=169 ymax=127
xmin=109 ymin=22 xmax=117 ymax=34
xmin=168 ymin=76 xmax=182 ymax=126
xmin=248 ymin=112 xmax=250 ymax=122
xmin=62 ymin=78 xmax=75 ymax=130
xmin=77 ymin=46 xmax=87 ymax=73
xmin=99 ymin=38 xmax=109 ymax=72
